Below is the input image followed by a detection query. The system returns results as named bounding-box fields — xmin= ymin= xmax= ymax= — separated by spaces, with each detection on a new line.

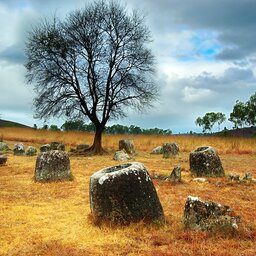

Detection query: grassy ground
xmin=0 ymin=128 xmax=256 ymax=255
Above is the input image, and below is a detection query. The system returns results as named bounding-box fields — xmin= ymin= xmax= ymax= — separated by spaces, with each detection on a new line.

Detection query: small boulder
xmin=25 ymin=146 xmax=37 ymax=156
xmin=183 ymin=196 xmax=240 ymax=232
xmin=228 ymin=173 xmax=240 ymax=181
xmin=119 ymin=139 xmax=135 ymax=155
xmin=189 ymin=146 xmax=224 ymax=177
xmin=150 ymin=146 xmax=163 ymax=154
xmin=90 ymin=162 xmax=165 ymax=225
xmin=113 ymin=150 xmax=131 ymax=161
xmin=13 ymin=143 xmax=25 ymax=156
xmin=0 ymin=153 xmax=7 ymax=165
xmin=40 ymin=144 xmax=51 ymax=152
xmin=169 ymin=165 xmax=181 ymax=182
xmin=162 ymin=143 xmax=179 ymax=158
xmin=192 ymin=178 xmax=207 ymax=183
xmin=0 ymin=142 xmax=9 ymax=151
xmin=35 ymin=150 xmax=73 ymax=182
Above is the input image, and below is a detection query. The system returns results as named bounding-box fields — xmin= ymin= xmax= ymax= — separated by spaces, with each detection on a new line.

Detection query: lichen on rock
xmin=183 ymin=196 xmax=240 ymax=232
xmin=34 ymin=150 xmax=73 ymax=182
xmin=13 ymin=143 xmax=25 ymax=156
xmin=162 ymin=143 xmax=179 ymax=158
xmin=189 ymin=146 xmax=224 ymax=177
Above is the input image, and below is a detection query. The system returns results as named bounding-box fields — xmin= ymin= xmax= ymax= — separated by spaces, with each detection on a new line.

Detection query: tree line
xmin=195 ymin=92 xmax=256 ymax=133
xmin=40 ymin=120 xmax=172 ymax=135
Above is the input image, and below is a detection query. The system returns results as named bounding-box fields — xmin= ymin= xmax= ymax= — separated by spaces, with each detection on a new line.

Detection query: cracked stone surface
xmin=183 ymin=196 xmax=240 ymax=232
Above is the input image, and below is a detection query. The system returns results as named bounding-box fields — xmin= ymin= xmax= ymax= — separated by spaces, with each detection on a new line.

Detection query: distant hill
xmin=217 ymin=127 xmax=256 ymax=138
xmin=0 ymin=119 xmax=31 ymax=128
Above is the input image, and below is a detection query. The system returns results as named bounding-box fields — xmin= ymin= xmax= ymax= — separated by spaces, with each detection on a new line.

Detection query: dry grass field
xmin=0 ymin=127 xmax=256 ymax=256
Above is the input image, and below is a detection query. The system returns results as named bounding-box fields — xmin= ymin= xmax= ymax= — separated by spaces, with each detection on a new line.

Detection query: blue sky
xmin=0 ymin=0 xmax=256 ymax=133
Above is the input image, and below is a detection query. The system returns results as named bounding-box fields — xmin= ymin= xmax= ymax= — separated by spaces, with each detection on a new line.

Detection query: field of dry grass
xmin=0 ymin=127 xmax=256 ymax=255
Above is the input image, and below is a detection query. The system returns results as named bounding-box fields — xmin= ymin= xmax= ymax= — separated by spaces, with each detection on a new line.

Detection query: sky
xmin=0 ymin=0 xmax=256 ymax=133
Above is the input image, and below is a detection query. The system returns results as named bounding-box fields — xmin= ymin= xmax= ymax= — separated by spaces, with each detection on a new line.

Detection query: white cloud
xmin=182 ymin=86 xmax=214 ymax=103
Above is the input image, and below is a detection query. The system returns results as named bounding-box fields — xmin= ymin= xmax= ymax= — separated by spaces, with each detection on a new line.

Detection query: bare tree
xmin=25 ymin=1 xmax=157 ymax=154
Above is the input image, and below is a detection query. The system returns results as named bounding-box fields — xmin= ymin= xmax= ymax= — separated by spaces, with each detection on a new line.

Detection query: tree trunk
xmin=88 ymin=125 xmax=105 ymax=155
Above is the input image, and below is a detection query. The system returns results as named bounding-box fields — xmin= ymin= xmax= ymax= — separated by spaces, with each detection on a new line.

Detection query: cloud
xmin=182 ymin=87 xmax=214 ymax=103
xmin=0 ymin=44 xmax=26 ymax=64
xmin=129 ymin=0 xmax=256 ymax=62
xmin=222 ymin=67 xmax=254 ymax=83
xmin=0 ymin=63 xmax=33 ymax=111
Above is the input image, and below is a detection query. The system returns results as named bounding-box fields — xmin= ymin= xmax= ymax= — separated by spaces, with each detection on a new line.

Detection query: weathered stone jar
xmin=119 ymin=139 xmax=135 ymax=155
xmin=34 ymin=150 xmax=73 ymax=182
xmin=13 ymin=143 xmax=25 ymax=156
xmin=162 ymin=143 xmax=179 ymax=158
xmin=189 ymin=146 xmax=224 ymax=177
xmin=90 ymin=162 xmax=165 ymax=225
xmin=25 ymin=146 xmax=37 ymax=156
xmin=0 ymin=142 xmax=9 ymax=152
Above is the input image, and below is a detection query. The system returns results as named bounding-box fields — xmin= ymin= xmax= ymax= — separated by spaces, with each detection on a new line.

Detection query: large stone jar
xmin=189 ymin=146 xmax=224 ymax=177
xmin=90 ymin=162 xmax=165 ymax=225
xmin=35 ymin=150 xmax=73 ymax=182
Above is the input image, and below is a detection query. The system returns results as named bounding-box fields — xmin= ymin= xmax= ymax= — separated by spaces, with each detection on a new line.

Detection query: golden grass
xmin=1 ymin=127 xmax=256 ymax=154
xmin=0 ymin=127 xmax=256 ymax=255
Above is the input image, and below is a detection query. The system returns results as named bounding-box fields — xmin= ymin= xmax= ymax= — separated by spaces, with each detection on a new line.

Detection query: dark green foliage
xmin=229 ymin=101 xmax=247 ymax=128
xmin=61 ymin=119 xmax=172 ymax=135
xmin=195 ymin=112 xmax=226 ymax=133
xmin=229 ymin=92 xmax=256 ymax=128
xmin=49 ymin=124 xmax=60 ymax=131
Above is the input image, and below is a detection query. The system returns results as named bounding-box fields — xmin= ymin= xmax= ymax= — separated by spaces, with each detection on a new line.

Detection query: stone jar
xmin=119 ymin=139 xmax=135 ymax=155
xmin=35 ymin=150 xmax=73 ymax=182
xmin=189 ymin=146 xmax=224 ymax=177
xmin=90 ymin=162 xmax=165 ymax=225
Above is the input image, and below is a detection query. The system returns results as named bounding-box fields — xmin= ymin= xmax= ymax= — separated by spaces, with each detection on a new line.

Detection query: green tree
xmin=195 ymin=115 xmax=211 ymax=133
xmin=195 ymin=112 xmax=226 ymax=133
xmin=61 ymin=120 xmax=85 ymax=131
xmin=215 ymin=112 xmax=226 ymax=131
xmin=229 ymin=101 xmax=247 ymax=128
xmin=25 ymin=1 xmax=157 ymax=154
xmin=246 ymin=92 xmax=256 ymax=126
xmin=42 ymin=124 xmax=48 ymax=130
xmin=49 ymin=124 xmax=60 ymax=131
xmin=129 ymin=125 xmax=142 ymax=134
